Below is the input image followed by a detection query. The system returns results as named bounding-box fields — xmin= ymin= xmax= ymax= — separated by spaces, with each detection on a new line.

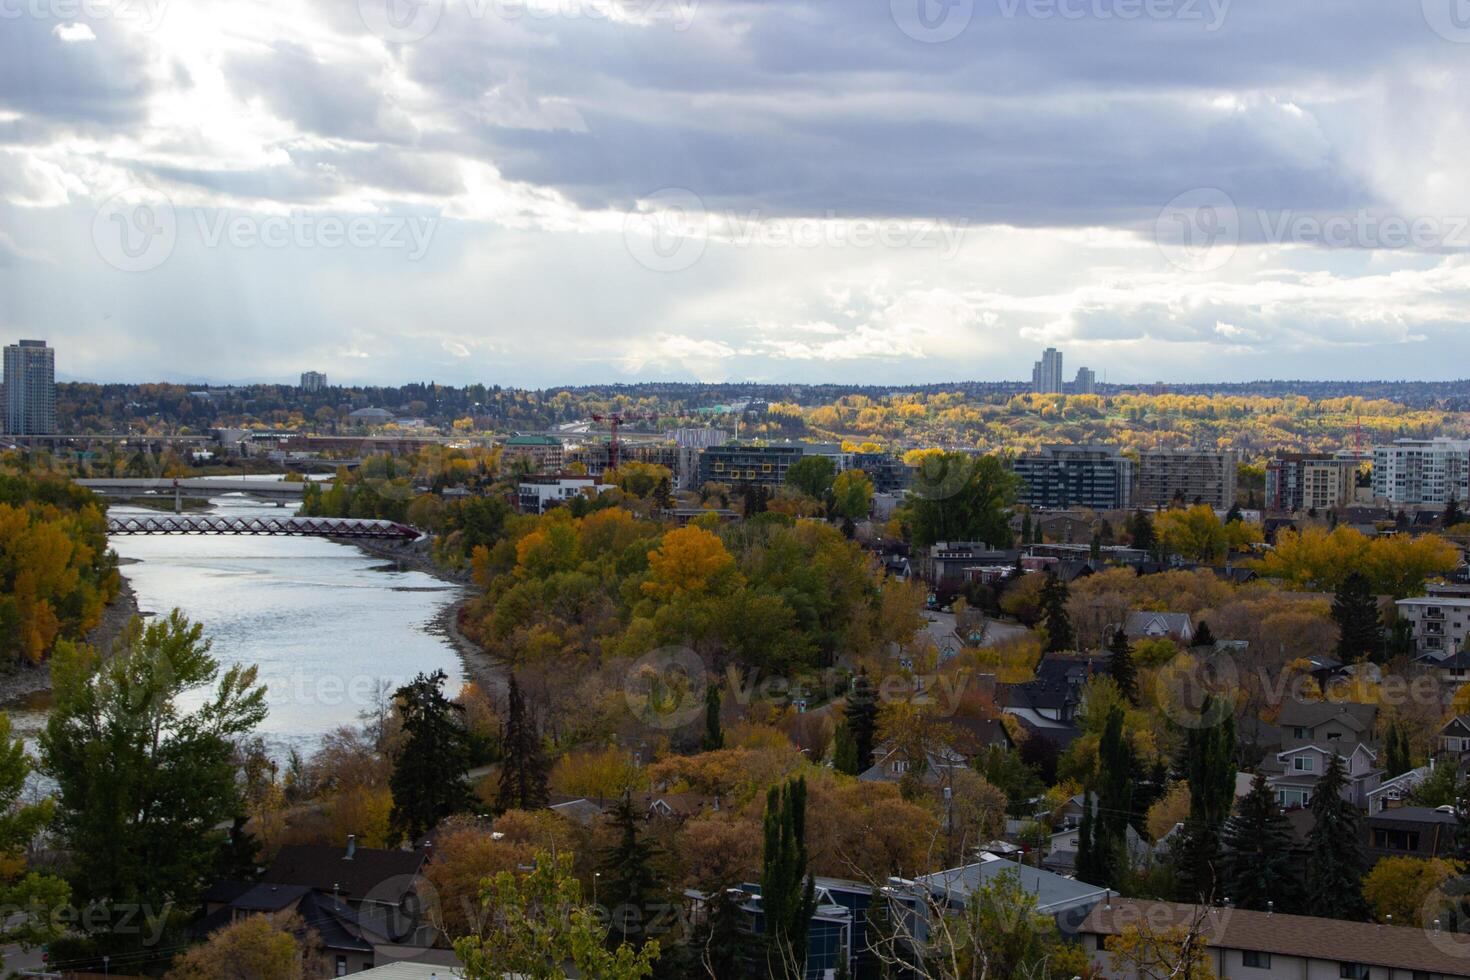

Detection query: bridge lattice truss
xmin=107 ymin=515 xmax=419 ymax=540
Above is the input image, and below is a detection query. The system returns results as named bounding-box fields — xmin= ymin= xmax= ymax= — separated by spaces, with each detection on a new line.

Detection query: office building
xmin=1137 ymin=449 xmax=1237 ymax=509
xmin=1264 ymin=453 xmax=1360 ymax=513
xmin=697 ymin=443 xmax=805 ymax=488
xmin=3 ymin=339 xmax=56 ymax=435
xmin=851 ymin=451 xmax=912 ymax=493
xmin=1071 ymin=367 xmax=1096 ymax=395
xmin=299 ymin=370 xmax=328 ymax=392
xmin=1008 ymin=444 xmax=1133 ymax=511
xmin=502 ymin=434 xmax=564 ymax=473
xmin=1031 ymin=347 xmax=1064 ymax=394
xmin=1372 ymin=438 xmax=1470 ymax=506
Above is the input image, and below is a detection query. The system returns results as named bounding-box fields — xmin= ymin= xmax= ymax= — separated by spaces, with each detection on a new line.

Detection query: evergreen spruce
xmin=1174 ymin=702 xmax=1235 ymax=903
xmin=1092 ymin=704 xmax=1135 ymax=889
xmin=1129 ymin=510 xmax=1156 ymax=553
xmin=388 ymin=670 xmax=474 ymax=843
xmin=1304 ymin=752 xmax=1370 ymax=920
xmin=1332 ymin=572 xmax=1385 ymax=663
xmin=1221 ymin=773 xmax=1301 ymax=912
xmin=761 ymin=777 xmax=818 ymax=979
xmin=1074 ymin=785 xmax=1099 ymax=885
xmin=1020 ymin=512 xmax=1033 ymax=547
xmin=845 ymin=670 xmax=879 ymax=773
xmin=1108 ymin=629 xmax=1138 ymax=705
xmin=702 ymin=683 xmax=724 ymax=752
xmin=832 ymin=720 xmax=860 ymax=776
xmin=1225 ymin=502 xmax=1243 ymax=525
xmin=1384 ymin=722 xmax=1410 ymax=778
xmin=496 ymin=674 xmax=550 ymax=813
xmin=599 ymin=792 xmax=665 ymax=949
xmin=1038 ymin=572 xmax=1075 ymax=653
xmin=1191 ymin=620 xmax=1215 ymax=650
xmin=1090 ymin=530 xmax=1102 ymax=561
xmin=1447 ymin=495 xmax=1464 ymax=530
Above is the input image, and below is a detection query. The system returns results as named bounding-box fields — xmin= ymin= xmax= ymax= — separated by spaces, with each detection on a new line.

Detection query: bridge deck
xmin=107 ymin=515 xmax=419 ymax=539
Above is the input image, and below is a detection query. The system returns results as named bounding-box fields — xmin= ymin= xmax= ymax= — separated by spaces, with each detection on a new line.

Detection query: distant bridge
xmin=78 ymin=478 xmax=307 ymax=501
xmin=107 ymin=514 xmax=419 ymax=540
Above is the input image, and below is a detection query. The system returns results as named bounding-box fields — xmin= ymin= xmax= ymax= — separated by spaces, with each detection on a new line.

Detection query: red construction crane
xmin=590 ymin=411 xmax=659 ymax=472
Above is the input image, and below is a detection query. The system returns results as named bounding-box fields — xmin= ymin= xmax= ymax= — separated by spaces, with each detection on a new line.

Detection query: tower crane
xmin=590 ymin=411 xmax=659 ymax=472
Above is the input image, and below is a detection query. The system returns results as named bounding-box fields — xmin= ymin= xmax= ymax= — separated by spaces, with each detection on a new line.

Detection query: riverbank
xmin=334 ymin=535 xmax=508 ymax=697
xmin=0 ymin=562 xmax=142 ymax=707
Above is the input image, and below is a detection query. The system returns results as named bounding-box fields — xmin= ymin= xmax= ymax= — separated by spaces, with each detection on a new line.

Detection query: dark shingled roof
xmin=263 ymin=844 xmax=425 ymax=904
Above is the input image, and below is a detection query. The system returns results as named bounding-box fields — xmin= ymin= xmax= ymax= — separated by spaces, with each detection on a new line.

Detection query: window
xmin=336 ymin=956 xmax=348 ymax=977
xmin=1095 ymin=934 xmax=1107 ymax=951
xmin=1294 ymin=756 xmax=1315 ymax=772
xmin=1243 ymin=951 xmax=1271 ymax=969
xmin=1340 ymin=964 xmax=1368 ymax=980
xmin=1293 ymin=726 xmax=1309 ymax=739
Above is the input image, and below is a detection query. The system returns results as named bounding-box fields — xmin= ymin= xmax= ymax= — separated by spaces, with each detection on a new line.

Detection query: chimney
xmin=346 ymin=835 xmax=357 ymax=860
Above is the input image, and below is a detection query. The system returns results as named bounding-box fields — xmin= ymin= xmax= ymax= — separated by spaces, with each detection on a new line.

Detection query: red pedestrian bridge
xmin=107 ymin=514 xmax=420 ymax=540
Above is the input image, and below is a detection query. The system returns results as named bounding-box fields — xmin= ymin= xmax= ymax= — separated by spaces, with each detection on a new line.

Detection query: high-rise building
xmin=1137 ymin=449 xmax=1237 ymax=510
xmin=3 ymin=340 xmax=56 ymax=435
xmin=1008 ymin=444 xmax=1133 ymax=511
xmin=1072 ymin=367 xmax=1097 ymax=395
xmin=1031 ymin=347 xmax=1064 ymax=394
xmin=1265 ymin=453 xmax=1361 ymax=513
xmin=1372 ymin=438 xmax=1470 ymax=506
xmin=300 ymin=370 xmax=328 ymax=392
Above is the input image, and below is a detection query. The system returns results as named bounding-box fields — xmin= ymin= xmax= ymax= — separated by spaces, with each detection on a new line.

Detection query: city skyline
xmin=2 ymin=5 xmax=1469 ymax=386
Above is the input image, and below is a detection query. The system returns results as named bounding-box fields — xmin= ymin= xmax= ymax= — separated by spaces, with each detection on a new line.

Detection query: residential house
xmin=1364 ymin=806 xmax=1458 ymax=863
xmin=1274 ymin=700 xmax=1378 ymax=753
xmin=1122 ymin=611 xmax=1194 ymax=644
xmin=999 ymin=655 xmax=1107 ymax=749
xmin=894 ymin=852 xmax=1111 ymax=937
xmin=1441 ymin=716 xmax=1470 ymax=756
xmin=859 ymin=741 xmax=970 ymax=787
xmin=1261 ymin=742 xmax=1382 ymax=810
xmin=734 ymin=876 xmax=878 ymax=979
xmin=1080 ymin=898 xmax=1470 ymax=980
xmin=199 ymin=882 xmax=378 ymax=975
xmin=1366 ymin=764 xmax=1435 ymax=813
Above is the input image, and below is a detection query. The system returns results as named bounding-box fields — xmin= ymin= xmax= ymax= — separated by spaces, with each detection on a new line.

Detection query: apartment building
xmin=1008 ymin=444 xmax=1134 ymax=511
xmin=1081 ymin=899 xmax=1470 ymax=980
xmin=1396 ymin=595 xmax=1470 ymax=656
xmin=1072 ymin=367 xmax=1097 ymax=395
xmin=1265 ymin=453 xmax=1361 ymax=513
xmin=502 ymin=434 xmax=564 ymax=473
xmin=1137 ymin=449 xmax=1237 ymax=509
xmin=1031 ymin=347 xmax=1064 ymax=394
xmin=697 ymin=443 xmax=805 ymax=487
xmin=299 ymin=370 xmax=328 ymax=392
xmin=3 ymin=339 xmax=56 ymax=435
xmin=1372 ymin=438 xmax=1470 ymax=506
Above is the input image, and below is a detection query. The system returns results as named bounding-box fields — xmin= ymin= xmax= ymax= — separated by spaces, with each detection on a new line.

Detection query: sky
xmin=2 ymin=0 xmax=1470 ymax=387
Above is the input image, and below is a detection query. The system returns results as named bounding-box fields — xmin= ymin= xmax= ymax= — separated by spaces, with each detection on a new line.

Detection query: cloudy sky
xmin=2 ymin=0 xmax=1469 ymax=386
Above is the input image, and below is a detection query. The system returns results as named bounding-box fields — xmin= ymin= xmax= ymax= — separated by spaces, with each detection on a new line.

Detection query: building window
xmin=336 ymin=956 xmax=348 ymax=977
xmin=1340 ymin=964 xmax=1368 ymax=980
xmin=1096 ymin=933 xmax=1107 ymax=951
xmin=1243 ymin=951 xmax=1271 ymax=969
xmin=1294 ymin=756 xmax=1315 ymax=772
xmin=1293 ymin=726 xmax=1308 ymax=739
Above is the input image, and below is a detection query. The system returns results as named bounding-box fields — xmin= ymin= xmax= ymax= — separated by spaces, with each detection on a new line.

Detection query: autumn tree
xmin=389 ymin=669 xmax=474 ymax=844
xmin=40 ymin=612 xmax=267 ymax=917
xmin=455 ymin=850 xmax=660 ymax=980
xmin=786 ymin=456 xmax=836 ymax=501
xmin=166 ymin=911 xmax=328 ymax=980
xmin=1363 ymin=856 xmax=1457 ymax=927
xmin=831 ymin=469 xmax=875 ymax=523
xmin=904 ymin=453 xmax=1018 ymax=549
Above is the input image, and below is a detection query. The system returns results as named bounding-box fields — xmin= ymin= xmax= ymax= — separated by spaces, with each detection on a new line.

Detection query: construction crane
xmin=590 ymin=411 xmax=659 ymax=472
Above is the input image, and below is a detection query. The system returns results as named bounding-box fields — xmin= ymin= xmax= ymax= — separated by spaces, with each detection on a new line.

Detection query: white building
xmin=3 ymin=339 xmax=56 ymax=435
xmin=1372 ymin=437 xmax=1470 ymax=506
xmin=300 ymin=370 xmax=328 ymax=392
xmin=1397 ymin=595 xmax=1470 ymax=657
xmin=516 ymin=476 xmax=609 ymax=514
xmin=1031 ymin=347 xmax=1064 ymax=394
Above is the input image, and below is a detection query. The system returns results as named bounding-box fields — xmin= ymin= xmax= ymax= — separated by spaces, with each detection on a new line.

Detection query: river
xmin=8 ymin=484 xmax=468 ymax=761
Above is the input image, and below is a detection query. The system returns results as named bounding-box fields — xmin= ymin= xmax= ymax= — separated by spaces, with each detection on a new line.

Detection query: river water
xmin=8 ymin=485 xmax=467 ymax=761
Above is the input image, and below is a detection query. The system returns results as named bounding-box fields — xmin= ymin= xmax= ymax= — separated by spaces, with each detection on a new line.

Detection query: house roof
xmin=1081 ymin=899 xmax=1470 ymax=977
xmin=911 ymin=855 xmax=1108 ymax=913
xmin=1124 ymin=611 xmax=1193 ymax=636
xmin=1365 ymin=806 xmax=1457 ymax=826
xmin=1442 ymin=716 xmax=1470 ymax=737
xmin=1275 ymin=699 xmax=1376 ymax=733
xmin=263 ymin=844 xmax=425 ymax=904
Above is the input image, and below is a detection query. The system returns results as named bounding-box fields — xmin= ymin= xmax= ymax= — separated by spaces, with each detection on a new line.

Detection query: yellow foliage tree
xmin=641 ymin=525 xmax=735 ymax=600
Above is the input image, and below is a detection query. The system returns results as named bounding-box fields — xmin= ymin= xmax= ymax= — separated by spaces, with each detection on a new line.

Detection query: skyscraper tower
xmin=1031 ymin=347 xmax=1064 ymax=394
xmin=3 ymin=339 xmax=56 ymax=435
